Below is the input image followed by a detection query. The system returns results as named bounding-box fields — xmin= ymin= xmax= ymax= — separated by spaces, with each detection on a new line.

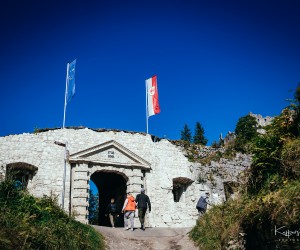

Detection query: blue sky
xmin=1 ymin=0 xmax=299 ymax=144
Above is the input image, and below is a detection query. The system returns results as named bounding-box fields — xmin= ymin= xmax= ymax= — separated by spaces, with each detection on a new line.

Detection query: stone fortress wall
xmin=0 ymin=128 xmax=251 ymax=227
xmin=249 ymin=112 xmax=273 ymax=127
xmin=249 ymin=112 xmax=273 ymax=134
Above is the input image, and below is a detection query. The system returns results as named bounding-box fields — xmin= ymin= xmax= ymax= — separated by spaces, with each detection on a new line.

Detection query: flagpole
xmin=63 ymin=63 xmax=70 ymax=129
xmin=61 ymin=62 xmax=69 ymax=210
xmin=145 ymin=80 xmax=149 ymax=134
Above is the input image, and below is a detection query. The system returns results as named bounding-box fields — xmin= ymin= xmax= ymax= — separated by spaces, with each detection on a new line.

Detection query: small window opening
xmin=6 ymin=162 xmax=37 ymax=189
xmin=172 ymin=177 xmax=193 ymax=202
xmin=172 ymin=184 xmax=184 ymax=202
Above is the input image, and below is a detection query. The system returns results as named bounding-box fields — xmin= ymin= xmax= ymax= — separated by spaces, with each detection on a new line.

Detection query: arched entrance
xmin=91 ymin=171 xmax=128 ymax=227
xmin=69 ymin=140 xmax=151 ymax=224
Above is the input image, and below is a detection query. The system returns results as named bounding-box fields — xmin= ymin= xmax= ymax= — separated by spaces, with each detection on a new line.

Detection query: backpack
xmin=196 ymin=196 xmax=207 ymax=210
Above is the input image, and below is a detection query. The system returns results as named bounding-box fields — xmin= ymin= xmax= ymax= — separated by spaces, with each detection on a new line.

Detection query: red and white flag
xmin=146 ymin=75 xmax=161 ymax=117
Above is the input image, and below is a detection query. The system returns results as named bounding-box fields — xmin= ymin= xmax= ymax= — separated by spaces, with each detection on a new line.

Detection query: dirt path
xmin=94 ymin=226 xmax=198 ymax=250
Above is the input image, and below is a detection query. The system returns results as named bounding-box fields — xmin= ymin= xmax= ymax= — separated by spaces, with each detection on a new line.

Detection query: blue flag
xmin=67 ymin=59 xmax=76 ymax=103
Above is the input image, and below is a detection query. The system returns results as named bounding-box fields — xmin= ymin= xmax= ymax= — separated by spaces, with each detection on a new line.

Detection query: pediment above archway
xmin=69 ymin=140 xmax=151 ymax=170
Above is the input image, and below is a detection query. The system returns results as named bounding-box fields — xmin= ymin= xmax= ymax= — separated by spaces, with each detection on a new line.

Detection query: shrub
xmin=281 ymin=138 xmax=300 ymax=178
xmin=190 ymin=200 xmax=245 ymax=250
xmin=190 ymin=180 xmax=300 ymax=249
xmin=234 ymin=115 xmax=258 ymax=153
xmin=0 ymin=179 xmax=105 ymax=250
xmin=247 ymin=134 xmax=282 ymax=194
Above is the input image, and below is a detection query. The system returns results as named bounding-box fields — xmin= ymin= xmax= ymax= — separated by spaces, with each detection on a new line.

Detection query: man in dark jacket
xmin=105 ymin=198 xmax=118 ymax=227
xmin=135 ymin=188 xmax=151 ymax=230
xmin=196 ymin=192 xmax=210 ymax=218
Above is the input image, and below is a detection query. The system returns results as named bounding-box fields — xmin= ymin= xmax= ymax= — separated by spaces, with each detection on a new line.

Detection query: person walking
xmin=196 ymin=192 xmax=210 ymax=218
xmin=105 ymin=198 xmax=118 ymax=228
xmin=122 ymin=192 xmax=136 ymax=231
xmin=136 ymin=188 xmax=151 ymax=230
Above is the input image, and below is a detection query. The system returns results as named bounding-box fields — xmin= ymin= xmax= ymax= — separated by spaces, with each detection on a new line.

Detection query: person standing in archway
xmin=122 ymin=192 xmax=136 ymax=231
xmin=136 ymin=188 xmax=151 ymax=231
xmin=105 ymin=198 xmax=118 ymax=228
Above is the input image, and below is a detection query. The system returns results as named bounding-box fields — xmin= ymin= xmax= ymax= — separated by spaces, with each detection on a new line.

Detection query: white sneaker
xmin=131 ymin=228 xmax=134 ymax=231
xmin=125 ymin=227 xmax=130 ymax=230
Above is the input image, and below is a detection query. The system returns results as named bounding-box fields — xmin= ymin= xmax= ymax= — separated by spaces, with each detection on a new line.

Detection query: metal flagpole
xmin=63 ymin=63 xmax=70 ymax=128
xmin=146 ymin=80 xmax=149 ymax=134
xmin=61 ymin=62 xmax=69 ymax=209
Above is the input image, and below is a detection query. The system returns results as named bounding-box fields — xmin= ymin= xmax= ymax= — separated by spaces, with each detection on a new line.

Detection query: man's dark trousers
xmin=138 ymin=208 xmax=147 ymax=225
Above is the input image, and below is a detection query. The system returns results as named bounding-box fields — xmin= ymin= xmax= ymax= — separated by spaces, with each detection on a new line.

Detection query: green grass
xmin=189 ymin=179 xmax=300 ymax=249
xmin=0 ymin=179 xmax=105 ymax=250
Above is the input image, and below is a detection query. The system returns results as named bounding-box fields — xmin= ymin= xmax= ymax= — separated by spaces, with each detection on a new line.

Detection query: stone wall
xmin=0 ymin=128 xmax=251 ymax=227
xmin=249 ymin=112 xmax=273 ymax=127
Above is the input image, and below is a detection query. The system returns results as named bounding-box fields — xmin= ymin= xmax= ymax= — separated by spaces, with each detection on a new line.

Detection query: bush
xmin=234 ymin=115 xmax=258 ymax=153
xmin=0 ymin=179 xmax=105 ymax=250
xmin=281 ymin=138 xmax=300 ymax=178
xmin=190 ymin=199 xmax=245 ymax=250
xmin=190 ymin=180 xmax=300 ymax=250
xmin=247 ymin=134 xmax=282 ymax=194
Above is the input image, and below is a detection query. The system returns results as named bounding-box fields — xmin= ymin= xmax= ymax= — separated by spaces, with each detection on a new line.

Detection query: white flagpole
xmin=146 ymin=80 xmax=149 ymax=134
xmin=63 ymin=63 xmax=70 ymax=128
xmin=61 ymin=62 xmax=69 ymax=209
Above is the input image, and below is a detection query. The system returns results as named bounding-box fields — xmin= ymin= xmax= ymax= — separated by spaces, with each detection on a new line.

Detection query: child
xmin=106 ymin=198 xmax=118 ymax=228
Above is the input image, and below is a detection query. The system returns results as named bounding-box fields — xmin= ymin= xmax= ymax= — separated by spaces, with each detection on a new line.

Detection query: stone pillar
xmin=71 ymin=163 xmax=89 ymax=224
xmin=63 ymin=162 xmax=72 ymax=212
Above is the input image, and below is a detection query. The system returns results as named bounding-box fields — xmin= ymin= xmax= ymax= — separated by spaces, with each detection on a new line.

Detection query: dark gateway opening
xmin=91 ymin=171 xmax=127 ymax=227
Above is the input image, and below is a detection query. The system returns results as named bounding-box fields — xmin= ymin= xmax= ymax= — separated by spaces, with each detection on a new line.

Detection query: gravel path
xmin=94 ymin=226 xmax=198 ymax=250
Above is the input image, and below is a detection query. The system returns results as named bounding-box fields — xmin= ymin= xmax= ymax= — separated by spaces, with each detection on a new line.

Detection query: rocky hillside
xmin=170 ymin=140 xmax=251 ymax=197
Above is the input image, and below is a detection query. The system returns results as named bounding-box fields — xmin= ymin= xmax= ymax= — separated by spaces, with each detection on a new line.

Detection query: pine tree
xmin=193 ymin=121 xmax=208 ymax=145
xmin=181 ymin=124 xmax=192 ymax=142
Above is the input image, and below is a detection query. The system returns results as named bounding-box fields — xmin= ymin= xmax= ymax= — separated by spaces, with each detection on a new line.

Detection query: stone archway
xmin=69 ymin=140 xmax=151 ymax=224
xmin=91 ymin=170 xmax=128 ymax=227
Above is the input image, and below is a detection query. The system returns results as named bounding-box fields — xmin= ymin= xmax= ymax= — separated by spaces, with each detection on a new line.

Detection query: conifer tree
xmin=193 ymin=121 xmax=208 ymax=145
xmin=181 ymin=124 xmax=192 ymax=142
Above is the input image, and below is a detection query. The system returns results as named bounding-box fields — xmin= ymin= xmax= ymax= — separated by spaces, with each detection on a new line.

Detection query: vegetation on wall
xmin=0 ymin=178 xmax=105 ymax=250
xmin=190 ymin=84 xmax=300 ymax=250
xmin=170 ymin=139 xmax=235 ymax=166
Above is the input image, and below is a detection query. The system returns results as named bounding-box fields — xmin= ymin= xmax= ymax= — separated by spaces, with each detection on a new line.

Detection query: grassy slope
xmin=0 ymin=179 xmax=105 ymax=250
xmin=190 ymin=180 xmax=300 ymax=249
